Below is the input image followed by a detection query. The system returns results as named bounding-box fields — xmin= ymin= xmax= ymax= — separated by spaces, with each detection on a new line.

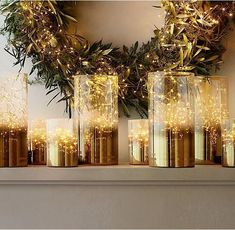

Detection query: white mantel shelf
xmin=0 ymin=165 xmax=234 ymax=186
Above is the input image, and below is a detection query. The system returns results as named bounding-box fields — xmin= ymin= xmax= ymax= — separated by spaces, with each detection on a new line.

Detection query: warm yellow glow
xmin=76 ymin=74 xmax=118 ymax=129
xmin=148 ymin=72 xmax=194 ymax=133
xmin=222 ymin=120 xmax=235 ymax=144
xmin=47 ymin=119 xmax=78 ymax=167
xmin=29 ymin=119 xmax=46 ymax=148
xmin=195 ymin=77 xmax=228 ymax=129
xmin=222 ymin=120 xmax=235 ymax=167
xmin=128 ymin=119 xmax=148 ymax=143
xmin=128 ymin=119 xmax=149 ymax=165
xmin=0 ymin=74 xmax=28 ymax=130
xmin=47 ymin=128 xmax=77 ymax=153
xmin=0 ymin=74 xmax=28 ymax=167
xmin=195 ymin=76 xmax=228 ymax=144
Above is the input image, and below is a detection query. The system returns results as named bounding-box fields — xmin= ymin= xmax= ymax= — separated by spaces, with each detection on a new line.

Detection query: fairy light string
xmin=1 ymin=0 xmax=235 ymax=116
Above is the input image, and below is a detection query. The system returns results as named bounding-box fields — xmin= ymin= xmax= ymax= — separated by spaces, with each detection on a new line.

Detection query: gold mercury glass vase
xmin=128 ymin=119 xmax=149 ymax=165
xmin=222 ymin=119 xmax=235 ymax=167
xmin=148 ymin=71 xmax=195 ymax=168
xmin=29 ymin=119 xmax=47 ymax=165
xmin=194 ymin=76 xmax=228 ymax=165
xmin=0 ymin=74 xmax=28 ymax=167
xmin=46 ymin=119 xmax=78 ymax=167
xmin=74 ymin=74 xmax=118 ymax=165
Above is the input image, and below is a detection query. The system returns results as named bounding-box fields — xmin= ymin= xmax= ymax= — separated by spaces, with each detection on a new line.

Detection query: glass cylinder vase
xmin=148 ymin=71 xmax=195 ymax=168
xmin=222 ymin=119 xmax=235 ymax=167
xmin=29 ymin=119 xmax=47 ymax=165
xmin=0 ymin=74 xmax=28 ymax=167
xmin=128 ymin=119 xmax=149 ymax=165
xmin=47 ymin=119 xmax=78 ymax=167
xmin=74 ymin=74 xmax=118 ymax=165
xmin=194 ymin=76 xmax=228 ymax=165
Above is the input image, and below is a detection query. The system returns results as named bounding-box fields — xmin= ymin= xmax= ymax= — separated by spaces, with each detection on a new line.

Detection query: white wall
xmin=73 ymin=1 xmax=164 ymax=47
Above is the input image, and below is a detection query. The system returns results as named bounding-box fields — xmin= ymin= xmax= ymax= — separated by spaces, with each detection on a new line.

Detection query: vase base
xmin=149 ymin=165 xmax=195 ymax=168
xmin=196 ymin=160 xmax=218 ymax=165
xmin=79 ymin=163 xmax=118 ymax=166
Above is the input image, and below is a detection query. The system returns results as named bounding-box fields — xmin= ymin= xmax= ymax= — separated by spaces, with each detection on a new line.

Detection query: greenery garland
xmin=1 ymin=0 xmax=235 ymax=117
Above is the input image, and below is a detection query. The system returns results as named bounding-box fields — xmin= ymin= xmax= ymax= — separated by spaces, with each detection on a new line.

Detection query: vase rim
xmin=195 ymin=75 xmax=228 ymax=79
xmin=74 ymin=74 xmax=118 ymax=78
xmin=46 ymin=118 xmax=73 ymax=122
xmin=148 ymin=71 xmax=194 ymax=77
xmin=128 ymin=119 xmax=148 ymax=122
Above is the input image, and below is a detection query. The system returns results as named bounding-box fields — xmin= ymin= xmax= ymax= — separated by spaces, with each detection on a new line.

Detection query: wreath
xmin=1 ymin=0 xmax=235 ymax=117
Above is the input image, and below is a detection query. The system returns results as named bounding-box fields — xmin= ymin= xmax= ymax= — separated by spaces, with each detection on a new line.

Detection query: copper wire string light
xmin=1 ymin=1 xmax=234 ymax=116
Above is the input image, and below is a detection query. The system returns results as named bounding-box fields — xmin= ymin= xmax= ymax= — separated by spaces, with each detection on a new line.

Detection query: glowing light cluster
xmin=195 ymin=77 xmax=229 ymax=144
xmin=128 ymin=120 xmax=149 ymax=143
xmin=47 ymin=128 xmax=77 ymax=153
xmin=0 ymin=74 xmax=27 ymax=130
xmin=0 ymin=74 xmax=28 ymax=167
xmin=29 ymin=120 xmax=46 ymax=148
xmin=77 ymin=75 xmax=118 ymax=129
xmin=148 ymin=72 xmax=194 ymax=133
xmin=47 ymin=119 xmax=78 ymax=167
xmin=222 ymin=122 xmax=235 ymax=143
xmin=128 ymin=119 xmax=149 ymax=165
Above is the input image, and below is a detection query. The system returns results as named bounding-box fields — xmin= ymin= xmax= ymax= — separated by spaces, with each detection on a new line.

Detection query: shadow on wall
xmin=70 ymin=1 xmax=164 ymax=47
xmin=219 ymin=28 xmax=235 ymax=118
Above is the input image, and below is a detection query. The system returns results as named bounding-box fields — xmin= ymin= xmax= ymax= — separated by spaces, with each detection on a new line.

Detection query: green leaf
xmin=183 ymin=34 xmax=188 ymax=45
xmin=179 ymin=47 xmax=184 ymax=65
xmin=102 ymin=48 xmax=113 ymax=56
xmin=205 ymin=55 xmax=219 ymax=62
xmin=196 ymin=45 xmax=210 ymax=50
xmin=177 ymin=14 xmax=190 ymax=18
xmin=193 ymin=48 xmax=202 ymax=57
xmin=170 ymin=24 xmax=174 ymax=35
xmin=47 ymin=0 xmax=57 ymax=15
xmin=26 ymin=43 xmax=33 ymax=54
xmin=60 ymin=11 xmax=78 ymax=23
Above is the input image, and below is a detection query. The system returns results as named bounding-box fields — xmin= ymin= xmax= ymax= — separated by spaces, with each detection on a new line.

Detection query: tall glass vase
xmin=47 ymin=119 xmax=78 ymax=167
xmin=148 ymin=71 xmax=195 ymax=167
xmin=0 ymin=74 xmax=28 ymax=167
xmin=74 ymin=74 xmax=118 ymax=165
xmin=194 ymin=76 xmax=228 ymax=164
